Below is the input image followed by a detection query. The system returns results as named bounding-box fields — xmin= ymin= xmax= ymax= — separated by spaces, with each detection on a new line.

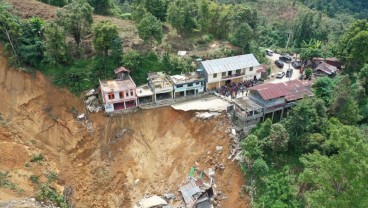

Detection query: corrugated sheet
xmin=201 ymin=54 xmax=260 ymax=74
xmin=249 ymin=80 xmax=313 ymax=101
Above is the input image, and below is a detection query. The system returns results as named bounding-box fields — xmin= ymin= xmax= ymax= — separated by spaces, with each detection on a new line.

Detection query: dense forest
xmin=1 ymin=0 xmax=368 ymax=207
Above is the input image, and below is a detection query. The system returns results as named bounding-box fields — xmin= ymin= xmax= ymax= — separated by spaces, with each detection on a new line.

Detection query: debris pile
xmin=195 ymin=112 xmax=221 ymax=120
xmin=227 ymin=128 xmax=244 ymax=162
xmin=134 ymin=157 xmax=227 ymax=207
xmin=84 ymin=89 xmax=102 ymax=113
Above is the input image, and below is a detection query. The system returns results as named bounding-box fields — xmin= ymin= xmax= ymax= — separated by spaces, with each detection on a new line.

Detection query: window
xmin=213 ymin=73 xmax=217 ymax=78
xmin=250 ymin=67 xmax=253 ymax=71
xmin=126 ymin=92 xmax=129 ymax=97
xmin=177 ymin=85 xmax=183 ymax=88
xmin=119 ymin=92 xmax=124 ymax=98
xmin=188 ymin=83 xmax=193 ymax=87
xmin=130 ymin=90 xmax=134 ymax=96
xmin=228 ymin=71 xmax=232 ymax=76
xmin=108 ymin=93 xmax=115 ymax=100
xmin=222 ymin=72 xmax=226 ymax=77
xmin=236 ymin=69 xmax=241 ymax=74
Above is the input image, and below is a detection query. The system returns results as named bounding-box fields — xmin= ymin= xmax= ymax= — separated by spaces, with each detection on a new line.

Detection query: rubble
xmin=195 ymin=112 xmax=220 ymax=119
xmin=134 ymin=195 xmax=168 ymax=208
xmin=215 ymin=146 xmax=224 ymax=153
xmin=84 ymin=88 xmax=103 ymax=113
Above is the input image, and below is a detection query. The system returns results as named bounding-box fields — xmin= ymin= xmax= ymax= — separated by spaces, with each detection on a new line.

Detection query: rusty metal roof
xmin=249 ymin=80 xmax=313 ymax=101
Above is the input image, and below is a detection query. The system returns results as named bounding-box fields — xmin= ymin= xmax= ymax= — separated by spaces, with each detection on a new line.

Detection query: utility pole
xmin=285 ymin=31 xmax=292 ymax=50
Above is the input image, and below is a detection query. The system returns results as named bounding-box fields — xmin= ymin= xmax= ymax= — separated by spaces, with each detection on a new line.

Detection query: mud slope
xmin=0 ymin=52 xmax=248 ymax=207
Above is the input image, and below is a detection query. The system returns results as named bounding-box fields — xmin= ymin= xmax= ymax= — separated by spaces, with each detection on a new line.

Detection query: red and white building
xmin=100 ymin=67 xmax=138 ymax=112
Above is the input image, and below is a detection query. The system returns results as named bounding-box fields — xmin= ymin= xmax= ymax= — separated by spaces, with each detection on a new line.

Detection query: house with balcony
xmin=199 ymin=54 xmax=261 ymax=90
xmin=148 ymin=72 xmax=174 ymax=101
xmin=100 ymin=70 xmax=137 ymax=112
xmin=169 ymin=70 xmax=205 ymax=98
xmin=247 ymin=80 xmax=313 ymax=121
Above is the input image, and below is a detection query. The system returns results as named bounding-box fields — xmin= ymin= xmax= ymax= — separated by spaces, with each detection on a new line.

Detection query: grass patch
xmin=0 ymin=171 xmax=24 ymax=194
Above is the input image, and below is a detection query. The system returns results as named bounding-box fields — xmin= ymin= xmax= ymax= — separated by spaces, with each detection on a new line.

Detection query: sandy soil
xmin=0 ymin=49 xmax=248 ymax=207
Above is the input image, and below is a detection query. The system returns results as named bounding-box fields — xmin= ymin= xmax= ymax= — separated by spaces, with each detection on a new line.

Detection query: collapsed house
xmin=199 ymin=54 xmax=261 ymax=90
xmin=100 ymin=68 xmax=138 ymax=113
xmin=232 ymin=80 xmax=313 ymax=132
xmin=169 ymin=70 xmax=205 ymax=98
xmin=148 ymin=72 xmax=174 ymax=101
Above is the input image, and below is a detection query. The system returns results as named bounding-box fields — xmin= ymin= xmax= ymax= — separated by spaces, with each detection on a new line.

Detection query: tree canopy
xmin=57 ymin=0 xmax=94 ymax=48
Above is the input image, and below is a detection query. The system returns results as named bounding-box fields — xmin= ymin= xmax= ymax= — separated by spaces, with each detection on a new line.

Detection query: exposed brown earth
xmin=0 ymin=48 xmax=248 ymax=207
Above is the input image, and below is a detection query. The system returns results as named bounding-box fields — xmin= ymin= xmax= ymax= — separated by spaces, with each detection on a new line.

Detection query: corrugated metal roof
xmin=201 ymin=54 xmax=260 ymax=74
xmin=249 ymin=83 xmax=289 ymax=100
xmin=314 ymin=62 xmax=338 ymax=75
xmin=249 ymin=80 xmax=313 ymax=101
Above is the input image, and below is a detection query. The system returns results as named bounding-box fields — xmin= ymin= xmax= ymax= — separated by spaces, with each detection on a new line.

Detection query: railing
xmin=235 ymin=110 xmax=263 ymax=121
xmin=221 ymin=73 xmax=245 ymax=80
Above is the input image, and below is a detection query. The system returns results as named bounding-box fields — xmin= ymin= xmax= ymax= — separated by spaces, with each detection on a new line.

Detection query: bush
xmin=30 ymin=175 xmax=40 ymax=184
xmin=30 ymin=154 xmax=44 ymax=163
xmin=120 ymin=13 xmax=132 ymax=20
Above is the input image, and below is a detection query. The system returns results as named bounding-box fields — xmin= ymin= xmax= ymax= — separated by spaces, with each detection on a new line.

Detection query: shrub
xmin=30 ymin=154 xmax=44 ymax=163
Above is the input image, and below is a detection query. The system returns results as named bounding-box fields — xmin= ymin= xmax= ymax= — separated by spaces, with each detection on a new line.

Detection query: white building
xmin=199 ymin=54 xmax=261 ymax=90
xmin=169 ymin=72 xmax=205 ymax=98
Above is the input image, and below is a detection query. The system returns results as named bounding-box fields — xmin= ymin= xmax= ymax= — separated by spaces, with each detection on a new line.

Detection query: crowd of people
xmin=217 ymin=80 xmax=257 ymax=99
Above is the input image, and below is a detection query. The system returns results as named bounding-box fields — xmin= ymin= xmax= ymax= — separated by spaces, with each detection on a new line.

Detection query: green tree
xmin=252 ymin=158 xmax=269 ymax=177
xmin=266 ymin=123 xmax=289 ymax=154
xmin=252 ymin=118 xmax=272 ymax=139
xmin=230 ymin=23 xmax=253 ymax=53
xmin=329 ymin=75 xmax=362 ymax=125
xmin=304 ymin=68 xmax=313 ymax=79
xmin=283 ymin=98 xmax=327 ymax=152
xmin=137 ymin=13 xmax=162 ymax=44
xmin=17 ymin=17 xmax=45 ymax=67
xmin=197 ymin=0 xmax=210 ymax=32
xmin=166 ymin=1 xmax=183 ymax=32
xmin=57 ymin=0 xmax=94 ymax=48
xmin=338 ymin=20 xmax=368 ymax=72
xmin=122 ymin=50 xmax=142 ymax=72
xmin=131 ymin=3 xmax=147 ymax=22
xmin=0 ymin=1 xmax=21 ymax=64
xmin=143 ymin=0 xmax=167 ymax=21
xmin=257 ymin=168 xmax=301 ymax=208
xmin=88 ymin=0 xmax=112 ymax=15
xmin=92 ymin=21 xmax=120 ymax=56
xmin=358 ymin=64 xmax=368 ymax=93
xmin=167 ymin=0 xmax=196 ymax=34
xmin=299 ymin=122 xmax=368 ymax=207
xmin=313 ymin=77 xmax=336 ymax=105
xmin=39 ymin=0 xmax=69 ymax=7
xmin=241 ymin=134 xmax=263 ymax=161
xmin=44 ymin=21 xmax=70 ymax=65
xmin=300 ymin=39 xmax=323 ymax=63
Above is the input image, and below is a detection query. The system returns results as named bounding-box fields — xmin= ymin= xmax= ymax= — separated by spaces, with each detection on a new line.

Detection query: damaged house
xmin=148 ymin=72 xmax=174 ymax=101
xmin=100 ymin=67 xmax=138 ymax=112
xmin=233 ymin=80 xmax=313 ymax=132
